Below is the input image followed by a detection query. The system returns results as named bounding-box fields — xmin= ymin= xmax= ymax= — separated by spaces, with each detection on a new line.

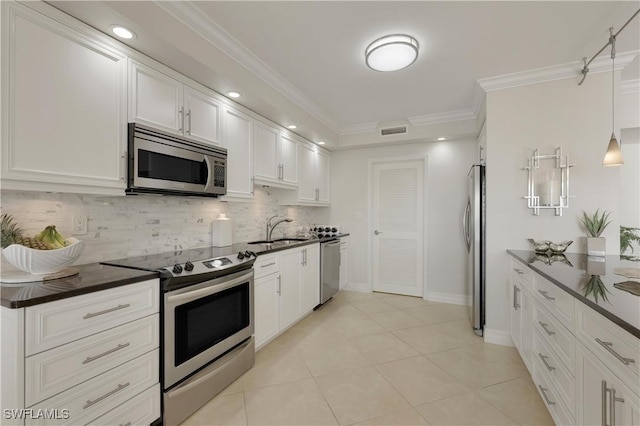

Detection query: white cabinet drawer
xmin=533 ymin=301 xmax=575 ymax=371
xmin=534 ymin=276 xmax=574 ymax=329
xmin=510 ymin=258 xmax=533 ymax=291
xmin=254 ymin=253 xmax=279 ymax=279
xmin=26 ymin=351 xmax=158 ymax=425
xmin=90 ymin=383 xmax=160 ymax=426
xmin=533 ymin=362 xmax=575 ymax=426
xmin=26 ymin=279 xmax=159 ymax=356
xmin=25 ymin=315 xmax=159 ymax=406
xmin=534 ymin=329 xmax=575 ymax=415
xmin=575 ymin=304 xmax=639 ymax=396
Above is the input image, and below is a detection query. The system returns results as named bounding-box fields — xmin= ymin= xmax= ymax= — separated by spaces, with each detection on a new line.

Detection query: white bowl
xmin=2 ymin=238 xmax=85 ymax=275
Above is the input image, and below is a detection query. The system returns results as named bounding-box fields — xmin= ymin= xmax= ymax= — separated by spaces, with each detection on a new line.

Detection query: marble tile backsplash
xmin=0 ymin=187 xmax=329 ymax=268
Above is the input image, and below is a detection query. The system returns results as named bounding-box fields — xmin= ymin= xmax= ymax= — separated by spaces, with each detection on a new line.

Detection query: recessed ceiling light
xmin=318 ymin=141 xmax=326 ymax=145
xmin=437 ymin=137 xmax=446 ymax=141
xmin=228 ymin=92 xmax=241 ymax=98
xmin=111 ymin=26 xmax=135 ymax=40
xmin=365 ymin=34 xmax=419 ymax=72
xmin=287 ymin=125 xmax=297 ymax=130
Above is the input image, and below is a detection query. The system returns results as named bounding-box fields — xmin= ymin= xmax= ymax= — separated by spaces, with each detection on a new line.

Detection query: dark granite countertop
xmin=508 ymin=250 xmax=640 ymax=339
xmin=1 ymin=234 xmax=350 ymax=309
xmin=1 ymin=263 xmax=158 ymax=309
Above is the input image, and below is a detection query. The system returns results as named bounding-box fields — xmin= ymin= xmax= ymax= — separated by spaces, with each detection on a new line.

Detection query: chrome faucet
xmin=266 ymin=215 xmax=293 ymax=241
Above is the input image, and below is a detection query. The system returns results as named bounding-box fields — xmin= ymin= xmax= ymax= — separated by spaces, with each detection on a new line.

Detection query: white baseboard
xmin=344 ymin=282 xmax=370 ymax=293
xmin=483 ymin=328 xmax=514 ymax=346
xmin=426 ymin=291 xmax=470 ymax=306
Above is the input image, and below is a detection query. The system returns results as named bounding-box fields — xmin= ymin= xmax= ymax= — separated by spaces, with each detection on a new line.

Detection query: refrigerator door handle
xmin=462 ymin=199 xmax=471 ymax=250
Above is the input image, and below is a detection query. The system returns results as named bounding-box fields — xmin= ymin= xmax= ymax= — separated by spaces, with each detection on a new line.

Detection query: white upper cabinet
xmin=1 ymin=2 xmax=127 ymax=195
xmin=129 ymin=61 xmax=221 ymax=147
xmin=253 ymin=122 xmax=298 ymax=188
xmin=222 ymin=106 xmax=254 ymax=200
xmin=282 ymin=143 xmax=330 ymax=205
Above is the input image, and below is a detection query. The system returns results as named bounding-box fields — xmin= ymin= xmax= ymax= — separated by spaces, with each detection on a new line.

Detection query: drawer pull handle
xmin=538 ymin=321 xmax=556 ymax=336
xmin=82 ymin=343 xmax=130 ymax=364
xmin=538 ymin=290 xmax=555 ymax=301
xmin=260 ymin=262 xmax=276 ymax=268
xmin=83 ymin=382 xmax=130 ymax=409
xmin=83 ymin=304 xmax=130 ymax=319
xmin=595 ymin=338 xmax=636 ymax=366
xmin=120 ymin=423 xmax=132 ymax=426
xmin=537 ymin=385 xmax=555 ymax=406
xmin=513 ymin=268 xmax=524 ymax=275
xmin=538 ymin=353 xmax=555 ymax=372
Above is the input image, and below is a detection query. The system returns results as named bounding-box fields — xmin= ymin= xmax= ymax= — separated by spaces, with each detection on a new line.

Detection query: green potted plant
xmin=620 ymin=226 xmax=640 ymax=260
xmin=579 ymin=210 xmax=611 ymax=257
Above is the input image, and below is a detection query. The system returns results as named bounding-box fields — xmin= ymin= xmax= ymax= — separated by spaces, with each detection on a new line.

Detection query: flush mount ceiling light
xmin=227 ymin=92 xmax=241 ymax=98
xmin=287 ymin=125 xmax=297 ymax=130
xmin=110 ymin=25 xmax=135 ymax=40
xmin=365 ymin=34 xmax=419 ymax=72
xmin=317 ymin=141 xmax=326 ymax=145
xmin=437 ymin=137 xmax=446 ymax=141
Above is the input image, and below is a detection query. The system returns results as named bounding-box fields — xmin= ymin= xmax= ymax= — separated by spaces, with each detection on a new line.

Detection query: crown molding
xmin=339 ymin=122 xmax=379 ymax=135
xmin=621 ymin=79 xmax=640 ymax=95
xmin=154 ymin=1 xmax=340 ymax=133
xmin=472 ymin=81 xmax=486 ymax=118
xmin=407 ymin=109 xmax=476 ymax=127
xmin=478 ymin=50 xmax=639 ymax=92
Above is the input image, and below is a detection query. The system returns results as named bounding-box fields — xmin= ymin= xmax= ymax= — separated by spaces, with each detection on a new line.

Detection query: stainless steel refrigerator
xmin=463 ymin=164 xmax=485 ymax=336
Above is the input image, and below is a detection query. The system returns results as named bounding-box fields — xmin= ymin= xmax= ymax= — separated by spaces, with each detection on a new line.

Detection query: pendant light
xmin=602 ymin=28 xmax=623 ymax=166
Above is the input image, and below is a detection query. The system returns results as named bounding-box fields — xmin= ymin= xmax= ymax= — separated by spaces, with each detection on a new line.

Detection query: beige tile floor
xmin=181 ymin=291 xmax=553 ymax=426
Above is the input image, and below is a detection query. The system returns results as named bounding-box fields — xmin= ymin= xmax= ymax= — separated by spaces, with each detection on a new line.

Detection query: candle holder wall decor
xmin=523 ymin=147 xmax=574 ymax=216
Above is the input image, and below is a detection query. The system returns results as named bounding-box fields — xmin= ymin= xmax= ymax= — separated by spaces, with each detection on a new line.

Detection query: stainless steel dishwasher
xmin=320 ymin=238 xmax=341 ymax=304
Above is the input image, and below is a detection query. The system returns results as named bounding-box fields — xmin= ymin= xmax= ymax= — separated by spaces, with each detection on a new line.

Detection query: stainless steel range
xmin=103 ymin=247 xmax=257 ymax=425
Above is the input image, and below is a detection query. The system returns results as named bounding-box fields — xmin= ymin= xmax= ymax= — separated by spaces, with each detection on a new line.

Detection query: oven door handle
xmin=167 ymin=270 xmax=252 ymax=304
xmin=203 ymin=156 xmax=213 ymax=192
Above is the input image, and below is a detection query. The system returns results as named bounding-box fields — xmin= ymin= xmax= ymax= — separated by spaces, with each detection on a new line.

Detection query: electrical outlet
xmin=72 ymin=215 xmax=88 ymax=235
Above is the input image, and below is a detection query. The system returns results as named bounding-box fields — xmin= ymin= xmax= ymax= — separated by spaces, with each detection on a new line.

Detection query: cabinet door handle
xmin=120 ymin=151 xmax=127 ymax=181
xmin=178 ymin=107 xmax=184 ymax=132
xmin=513 ymin=285 xmax=521 ymax=310
xmin=603 ymin=380 xmax=625 ymax=426
xmin=83 ymin=382 xmax=130 ymax=409
xmin=186 ymin=109 xmax=192 ymax=134
xmin=537 ymin=385 xmax=555 ymax=406
xmin=277 ymin=275 xmax=281 ymax=295
xmin=538 ymin=321 xmax=556 ymax=336
xmin=82 ymin=343 xmax=130 ymax=364
xmin=538 ymin=353 xmax=555 ymax=372
xmin=83 ymin=304 xmax=130 ymax=319
xmin=596 ymin=338 xmax=636 ymax=366
xmin=120 ymin=423 xmax=132 ymax=426
xmin=513 ymin=268 xmax=524 ymax=275
xmin=538 ymin=290 xmax=555 ymax=301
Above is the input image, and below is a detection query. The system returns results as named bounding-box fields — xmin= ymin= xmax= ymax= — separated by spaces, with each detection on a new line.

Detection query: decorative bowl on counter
xmin=2 ymin=237 xmax=85 ymax=275
xmin=528 ymin=239 xmax=573 ymax=254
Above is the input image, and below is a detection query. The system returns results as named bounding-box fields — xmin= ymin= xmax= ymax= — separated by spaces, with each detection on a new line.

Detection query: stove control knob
xmin=184 ymin=261 xmax=194 ymax=272
xmin=212 ymin=259 xmax=223 ymax=268
xmin=244 ymin=250 xmax=252 ymax=258
xmin=324 ymin=227 xmax=331 ymax=232
xmin=172 ymin=264 xmax=183 ymax=274
xmin=237 ymin=251 xmax=245 ymax=259
xmin=247 ymin=251 xmax=257 ymax=258
xmin=331 ymin=227 xmax=338 ymax=233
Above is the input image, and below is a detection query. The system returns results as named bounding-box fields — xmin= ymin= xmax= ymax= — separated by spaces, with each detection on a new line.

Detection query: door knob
xmin=374 ymin=230 xmax=382 ymax=235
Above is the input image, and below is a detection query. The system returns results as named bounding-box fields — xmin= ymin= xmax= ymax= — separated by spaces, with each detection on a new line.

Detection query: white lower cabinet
xmin=509 ymin=255 xmax=640 ymax=426
xmin=576 ymin=342 xmax=640 ymax=426
xmin=0 ymin=279 xmax=160 ymax=426
xmin=253 ymin=244 xmax=320 ymax=350
xmin=339 ymin=237 xmax=349 ymax=290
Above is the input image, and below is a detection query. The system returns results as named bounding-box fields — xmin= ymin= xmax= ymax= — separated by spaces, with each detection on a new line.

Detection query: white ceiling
xmin=50 ymin=1 xmax=640 ymax=146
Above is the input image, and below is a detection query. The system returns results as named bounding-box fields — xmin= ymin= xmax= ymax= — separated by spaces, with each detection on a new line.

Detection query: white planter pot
xmin=586 ymin=237 xmax=606 ymax=257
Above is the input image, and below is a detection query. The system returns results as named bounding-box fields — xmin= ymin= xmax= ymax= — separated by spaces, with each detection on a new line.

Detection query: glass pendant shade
xmin=602 ymin=133 xmax=624 ymax=166
xmin=365 ymin=34 xmax=419 ymax=72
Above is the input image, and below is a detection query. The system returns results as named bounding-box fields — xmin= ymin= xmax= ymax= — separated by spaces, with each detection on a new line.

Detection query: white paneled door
xmin=371 ymin=159 xmax=425 ymax=297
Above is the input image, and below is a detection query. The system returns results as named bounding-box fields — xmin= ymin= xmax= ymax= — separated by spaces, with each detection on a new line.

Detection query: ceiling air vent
xmin=380 ymin=126 xmax=407 ymax=136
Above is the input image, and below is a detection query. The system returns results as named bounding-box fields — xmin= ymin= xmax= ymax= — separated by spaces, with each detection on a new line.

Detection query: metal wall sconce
xmin=524 ymin=147 xmax=575 ymax=216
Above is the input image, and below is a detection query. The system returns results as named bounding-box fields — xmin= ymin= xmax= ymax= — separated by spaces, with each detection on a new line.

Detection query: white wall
xmin=484 ymin=71 xmax=638 ymax=340
xmin=620 ymin=128 xmax=640 ymax=229
xmin=330 ymin=139 xmax=477 ymax=302
xmin=0 ymin=187 xmax=329 ymax=268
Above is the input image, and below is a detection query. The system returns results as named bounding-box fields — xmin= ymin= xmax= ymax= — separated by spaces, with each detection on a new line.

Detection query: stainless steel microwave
xmin=127 ymin=123 xmax=227 ymax=197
